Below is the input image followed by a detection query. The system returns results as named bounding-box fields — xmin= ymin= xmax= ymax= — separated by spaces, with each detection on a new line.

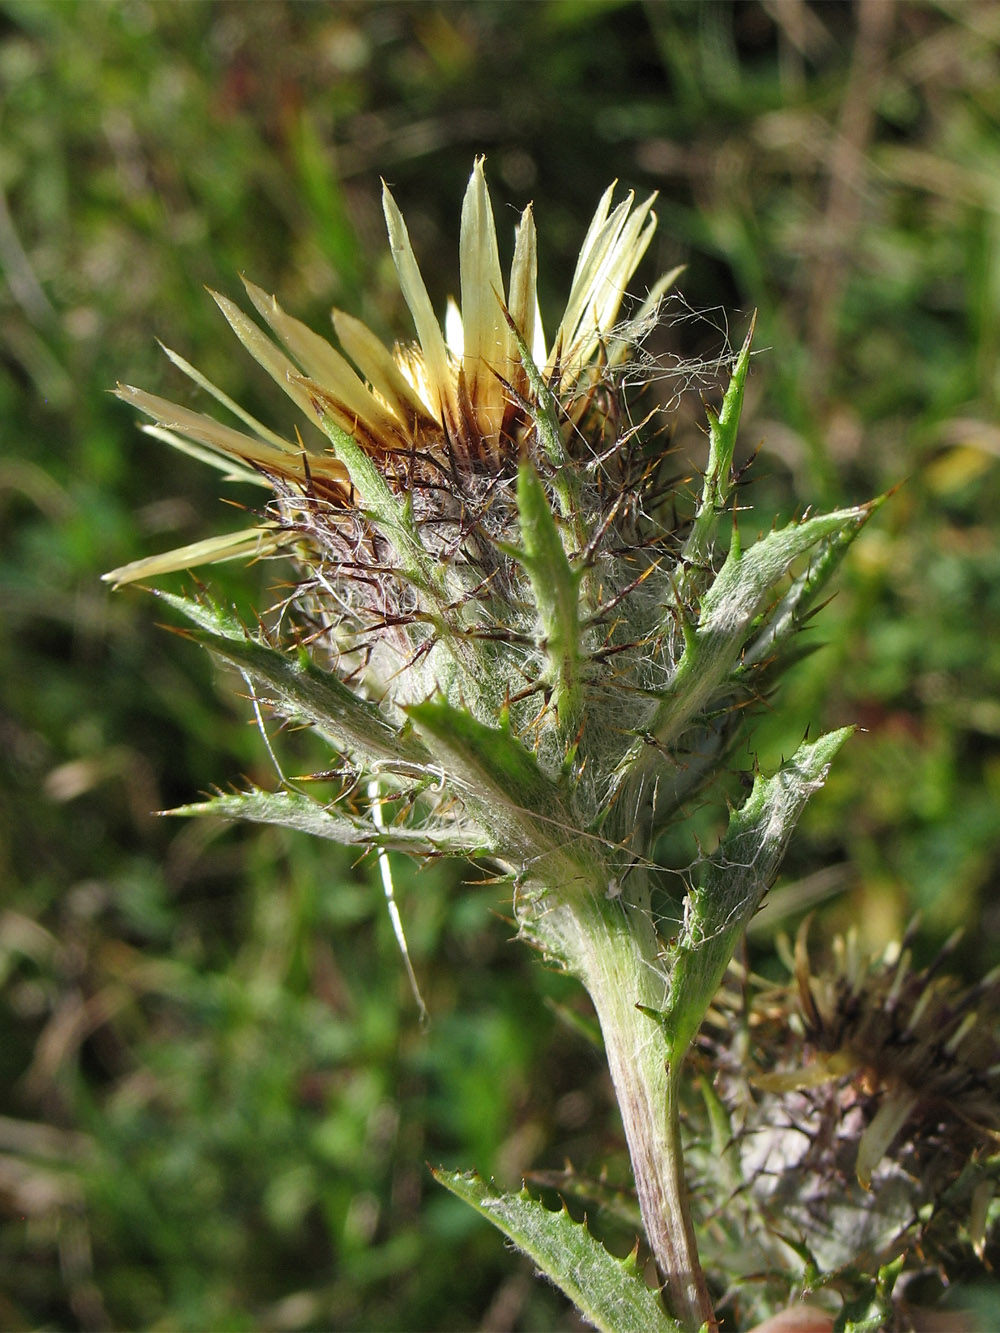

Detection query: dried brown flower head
xmin=695 ymin=923 xmax=1000 ymax=1309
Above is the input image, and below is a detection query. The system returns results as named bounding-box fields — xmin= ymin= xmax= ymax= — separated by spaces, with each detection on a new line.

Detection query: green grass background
xmin=3 ymin=1 xmax=1000 ymax=1327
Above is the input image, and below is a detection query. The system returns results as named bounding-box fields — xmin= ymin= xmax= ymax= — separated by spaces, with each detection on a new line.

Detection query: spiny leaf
xmin=682 ymin=314 xmax=756 ymax=579
xmin=155 ymin=591 xmax=429 ymax=770
xmin=513 ymin=460 xmax=586 ymax=737
xmin=153 ymin=589 xmax=253 ymax=640
xmin=661 ymin=727 xmax=853 ymax=1063
xmin=700 ymin=509 xmax=866 ymax=638
xmin=742 ymin=494 xmax=884 ymax=671
xmin=406 ymin=698 xmax=588 ymax=878
xmin=432 ymin=1169 xmax=680 ymax=1333
xmin=170 ymin=786 xmax=485 ymax=856
xmin=172 ymin=787 xmax=370 ymax=841
xmin=653 ymin=506 xmax=869 ymax=751
xmin=525 ymin=1166 xmax=643 ymax=1233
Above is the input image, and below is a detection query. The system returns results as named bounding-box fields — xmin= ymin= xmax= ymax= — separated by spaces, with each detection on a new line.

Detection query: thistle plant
xmin=105 ymin=159 xmax=894 ymax=1330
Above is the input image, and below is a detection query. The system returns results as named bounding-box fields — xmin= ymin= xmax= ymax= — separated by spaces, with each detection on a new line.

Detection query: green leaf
xmin=153 ymin=587 xmax=252 ymax=641
xmin=155 ymin=591 xmax=430 ymax=771
xmin=653 ymin=506 xmax=869 ymax=751
xmin=662 ymin=727 xmax=853 ymax=1062
xmin=513 ymin=460 xmax=586 ymax=736
xmin=742 ymin=495 xmax=883 ymax=671
xmin=405 ymin=698 xmax=589 ymax=878
xmin=172 ymin=787 xmax=369 ymax=841
xmin=682 ymin=314 xmax=755 ymax=578
xmin=432 ymin=1170 xmax=680 ymax=1333
xmin=170 ymin=786 xmax=485 ymax=856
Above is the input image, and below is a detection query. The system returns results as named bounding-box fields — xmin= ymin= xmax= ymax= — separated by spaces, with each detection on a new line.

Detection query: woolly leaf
xmin=682 ymin=314 xmax=755 ymax=579
xmin=513 ymin=460 xmax=586 ymax=736
xmin=743 ymin=494 xmax=884 ymax=671
xmin=432 ymin=1169 xmax=679 ymax=1333
xmin=155 ymin=592 xmax=430 ymax=771
xmin=653 ymin=506 xmax=869 ymax=751
xmin=406 ymin=698 xmax=587 ymax=877
xmin=172 ymin=787 xmax=369 ymax=842
xmin=170 ymin=787 xmax=484 ymax=856
xmin=662 ymin=727 xmax=853 ymax=1062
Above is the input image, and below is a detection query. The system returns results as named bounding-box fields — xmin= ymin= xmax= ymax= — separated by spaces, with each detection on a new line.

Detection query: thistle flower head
xmin=697 ymin=924 xmax=1000 ymax=1302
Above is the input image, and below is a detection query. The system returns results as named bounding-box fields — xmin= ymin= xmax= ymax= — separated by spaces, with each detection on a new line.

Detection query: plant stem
xmin=538 ymin=887 xmax=716 ymax=1331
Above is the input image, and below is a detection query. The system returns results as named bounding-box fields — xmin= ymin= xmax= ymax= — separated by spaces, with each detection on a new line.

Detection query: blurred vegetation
xmin=2 ymin=0 xmax=1000 ymax=1327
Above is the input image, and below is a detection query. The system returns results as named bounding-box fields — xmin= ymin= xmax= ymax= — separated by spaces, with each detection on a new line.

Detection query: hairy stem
xmin=536 ymin=888 xmax=715 ymax=1331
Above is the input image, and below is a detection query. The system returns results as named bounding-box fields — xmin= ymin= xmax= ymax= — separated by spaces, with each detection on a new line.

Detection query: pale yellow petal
xmin=156 ymin=342 xmax=289 ymax=449
xmin=459 ymin=157 xmax=509 ymax=445
xmin=240 ymin=279 xmax=405 ymax=446
xmin=331 ymin=309 xmax=437 ymax=433
xmin=102 ymin=526 xmax=283 ymax=588
xmin=556 ymin=193 xmax=659 ymax=389
xmin=444 ymin=297 xmax=464 ymax=359
xmin=587 ymin=203 xmax=658 ymax=337
xmin=118 ymin=383 xmax=293 ymax=458
xmin=381 ymin=181 xmax=453 ymax=420
xmin=562 ymin=201 xmax=658 ymax=382
xmin=508 ymin=203 xmax=542 ymax=375
xmin=548 ymin=193 xmax=636 ymax=374
xmin=291 ymin=373 xmax=407 ymax=457
xmin=567 ymin=180 xmax=617 ymax=298
xmin=140 ymin=425 xmax=271 ymax=487
xmin=392 ymin=343 xmax=440 ymax=425
xmin=115 ymin=384 xmax=347 ymax=485
xmin=210 ymin=289 xmax=322 ymax=424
